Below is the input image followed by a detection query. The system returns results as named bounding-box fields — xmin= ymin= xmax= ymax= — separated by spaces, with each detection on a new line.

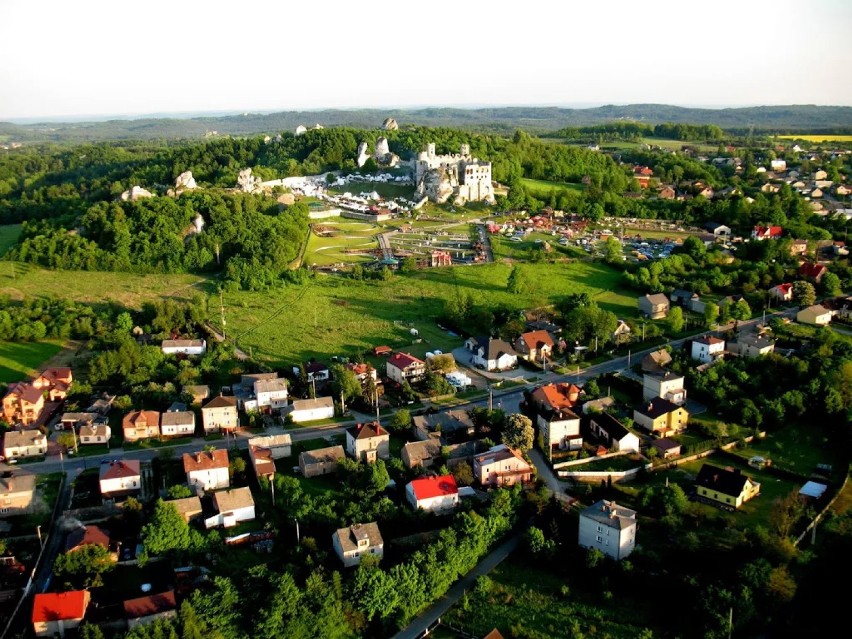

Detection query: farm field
xmin=303 ymin=221 xmax=380 ymax=266
xmin=777 ymin=134 xmax=852 ymax=143
xmin=520 ymin=177 xmax=584 ymax=197
xmin=0 ymin=224 xmax=22 ymax=256
xmin=0 ymin=340 xmax=64 ymax=384
xmin=0 ymin=263 xmax=207 ymax=308
xmin=220 ymin=260 xmax=635 ymax=367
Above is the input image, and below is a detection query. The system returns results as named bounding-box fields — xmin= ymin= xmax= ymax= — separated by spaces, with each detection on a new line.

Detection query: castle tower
xmin=460 ymin=143 xmax=470 ymax=157
xmin=427 ymin=143 xmax=436 ymax=157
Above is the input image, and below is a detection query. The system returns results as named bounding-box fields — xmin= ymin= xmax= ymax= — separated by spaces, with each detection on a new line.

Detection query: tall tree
xmin=502 ymin=414 xmax=534 ymax=452
xmin=792 ymin=281 xmax=816 ymax=307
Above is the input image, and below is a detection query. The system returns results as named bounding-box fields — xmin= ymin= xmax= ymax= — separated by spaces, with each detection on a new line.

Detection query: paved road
xmin=527 ymin=448 xmax=576 ymax=506
xmin=391 ymin=532 xmax=522 ymax=639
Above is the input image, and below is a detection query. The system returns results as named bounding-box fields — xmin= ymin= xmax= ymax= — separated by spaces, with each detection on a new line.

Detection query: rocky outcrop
xmin=277 ymin=193 xmax=296 ymax=207
xmin=373 ymin=137 xmax=400 ymax=168
xmin=416 ymin=168 xmax=456 ymax=204
xmin=382 ymin=117 xmax=398 ymax=131
xmin=120 ymin=186 xmax=154 ymax=201
xmin=357 ymin=142 xmax=370 ymax=168
xmin=175 ymin=171 xmax=197 ymax=192
xmin=295 ymin=125 xmax=307 ymax=136
xmin=375 ymin=137 xmax=390 ymax=158
xmin=237 ymin=168 xmax=263 ymax=193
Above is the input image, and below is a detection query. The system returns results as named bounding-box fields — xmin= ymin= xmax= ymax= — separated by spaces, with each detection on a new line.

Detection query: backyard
xmin=0 ymin=224 xmax=22 ymax=257
xmin=0 ymin=339 xmax=64 ymax=384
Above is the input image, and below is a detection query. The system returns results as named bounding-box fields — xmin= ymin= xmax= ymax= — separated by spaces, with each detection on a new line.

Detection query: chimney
xmin=648 ymin=402 xmax=653 ymax=412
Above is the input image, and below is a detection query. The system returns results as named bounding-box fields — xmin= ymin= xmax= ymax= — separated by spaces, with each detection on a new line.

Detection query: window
xmin=596 ymin=535 xmax=603 ymax=543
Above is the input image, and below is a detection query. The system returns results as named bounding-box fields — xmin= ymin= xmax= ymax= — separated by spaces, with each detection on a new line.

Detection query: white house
xmin=204 ymin=487 xmax=255 ymax=528
xmin=161 ymin=339 xmax=207 ymax=356
xmin=3 ymin=430 xmax=47 ymax=459
xmin=159 ymin=411 xmax=196 ymax=438
xmin=79 ymin=421 xmax=111 ymax=445
xmin=183 ymin=450 xmax=230 ymax=491
xmin=386 ymin=352 xmax=426 ymax=385
xmin=589 ymin=413 xmax=640 ymax=452
xmin=642 ymin=371 xmax=687 ymax=405
xmin=201 ymin=396 xmax=239 ymax=433
xmin=99 ymin=460 xmax=141 ymax=500
xmin=254 ymin=378 xmax=289 ymax=411
xmin=345 ymin=422 xmax=390 ymax=463
xmin=578 ymin=499 xmax=637 ymax=560
xmin=691 ymin=335 xmax=725 ymax=363
xmin=32 ymin=591 xmax=91 ymax=638
xmin=536 ymin=409 xmax=582 ymax=452
xmin=405 ymin=475 xmax=459 ymax=512
xmin=288 ymin=397 xmax=335 ymax=423
xmin=332 ymin=522 xmax=384 ymax=567
xmin=464 ymin=336 xmax=518 ymax=372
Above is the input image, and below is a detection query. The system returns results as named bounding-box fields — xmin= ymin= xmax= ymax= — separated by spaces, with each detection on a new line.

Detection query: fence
xmin=558 ymin=465 xmax=650 ymax=484
xmin=795 ymin=473 xmax=850 ymax=547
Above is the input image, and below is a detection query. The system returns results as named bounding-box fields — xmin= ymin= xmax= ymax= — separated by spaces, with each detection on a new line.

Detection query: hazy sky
xmin=1 ymin=0 xmax=851 ymax=120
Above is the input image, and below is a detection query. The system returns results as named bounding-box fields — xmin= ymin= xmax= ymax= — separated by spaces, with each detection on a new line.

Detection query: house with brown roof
xmin=696 ymin=464 xmax=760 ymax=509
xmin=122 ymin=410 xmax=160 ymax=442
xmin=204 ymin=487 xmax=255 ymax=528
xmin=332 ymin=522 xmax=384 ymax=567
xmin=691 ymin=335 xmax=725 ymax=364
xmin=472 ymin=444 xmax=532 ymax=487
xmin=386 ymin=352 xmax=427 ymax=384
xmin=32 ymin=368 xmax=73 ymax=401
xmin=79 ymin=420 xmax=111 ymax=445
xmin=201 ymin=395 xmax=239 ymax=433
xmin=345 ymin=422 xmax=390 ymax=463
xmin=183 ymin=449 xmax=230 ymax=491
xmin=99 ymin=460 xmax=141 ymax=501
xmin=637 ymin=294 xmax=669 ymax=319
xmin=514 ymin=330 xmax=554 ymax=364
xmin=160 ymin=411 xmax=195 ymax=438
xmin=633 ymin=398 xmax=689 ymax=437
xmin=168 ymin=496 xmax=203 ymax=523
xmin=401 ymin=438 xmax=442 ymax=469
xmin=652 ymin=438 xmax=682 ymax=459
xmin=124 ymin=591 xmax=177 ymax=630
xmin=299 ymin=445 xmax=345 ymax=477
xmin=32 ymin=590 xmax=91 ymax=637
xmin=0 ymin=469 xmax=36 ymax=517
xmin=412 ymin=410 xmax=475 ymax=441
xmin=3 ymin=429 xmax=47 ymax=460
xmin=798 ymin=262 xmax=827 ymax=283
xmin=247 ymin=434 xmax=292 ymax=480
xmin=2 ymin=383 xmax=45 ymax=426
xmin=64 ymin=525 xmax=116 ymax=559
xmin=641 ymin=349 xmax=672 ymax=373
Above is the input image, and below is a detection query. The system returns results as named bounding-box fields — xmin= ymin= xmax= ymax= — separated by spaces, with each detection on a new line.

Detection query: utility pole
xmin=488 ymin=385 xmax=493 ymax=411
xmin=270 ymin=478 xmax=275 ymax=507
xmin=36 ymin=525 xmax=42 ymax=548
xmin=295 ymin=519 xmax=300 ymax=544
xmin=627 ymin=350 xmax=631 ymax=369
xmin=220 ymin=290 xmax=226 ymax=341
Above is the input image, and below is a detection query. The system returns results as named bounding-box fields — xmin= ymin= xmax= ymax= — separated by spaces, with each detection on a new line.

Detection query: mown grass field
xmin=327 ymin=181 xmax=415 ymax=199
xmin=220 ymin=260 xmax=636 ymax=367
xmin=0 ymin=262 xmax=207 ymax=308
xmin=520 ymin=177 xmax=584 ymax=198
xmin=778 ymin=134 xmax=852 ymax=143
xmin=303 ymin=221 xmax=380 ymax=266
xmin=0 ymin=224 xmax=22 ymax=257
xmin=0 ymin=340 xmax=64 ymax=383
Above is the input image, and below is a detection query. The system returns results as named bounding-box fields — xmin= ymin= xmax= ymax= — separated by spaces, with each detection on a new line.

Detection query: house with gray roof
xmin=578 ymin=499 xmax=637 ymax=560
xmin=332 ymin=522 xmax=384 ymax=567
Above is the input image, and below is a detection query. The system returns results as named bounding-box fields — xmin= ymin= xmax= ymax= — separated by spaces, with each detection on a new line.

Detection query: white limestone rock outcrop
xmin=382 ymin=117 xmax=399 ymax=131
xmin=120 ymin=185 xmax=154 ymax=201
xmin=295 ymin=125 xmax=307 ymax=136
xmin=356 ymin=142 xmax=370 ymax=168
xmin=237 ymin=168 xmax=263 ymax=193
xmin=175 ymin=171 xmax=197 ymax=192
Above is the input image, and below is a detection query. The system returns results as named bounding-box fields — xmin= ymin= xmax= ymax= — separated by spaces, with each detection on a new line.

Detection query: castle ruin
xmin=414 ymin=143 xmax=495 ymax=206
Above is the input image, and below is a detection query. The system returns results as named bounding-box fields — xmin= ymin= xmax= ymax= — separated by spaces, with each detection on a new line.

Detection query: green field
xmin=304 ymin=221 xmax=380 ymax=266
xmin=0 ymin=263 xmax=207 ymax=308
xmin=327 ymin=181 xmax=415 ymax=199
xmin=520 ymin=178 xmax=585 ymax=198
xmin=0 ymin=340 xmax=64 ymax=383
xmin=220 ymin=260 xmax=637 ymax=367
xmin=778 ymin=134 xmax=852 ymax=143
xmin=0 ymin=224 xmax=22 ymax=257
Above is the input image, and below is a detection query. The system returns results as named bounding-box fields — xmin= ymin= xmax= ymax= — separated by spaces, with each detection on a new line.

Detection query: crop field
xmin=0 ymin=224 xmax=22 ymax=256
xmin=220 ymin=260 xmax=636 ymax=367
xmin=0 ymin=262 xmax=208 ymax=308
xmin=778 ymin=134 xmax=852 ymax=143
xmin=0 ymin=340 xmax=64 ymax=383
xmin=303 ymin=221 xmax=380 ymax=266
xmin=520 ymin=177 xmax=584 ymax=197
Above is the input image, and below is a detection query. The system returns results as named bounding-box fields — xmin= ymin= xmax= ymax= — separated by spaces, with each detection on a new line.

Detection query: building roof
xmin=61 ymin=412 xmax=96 ymax=424
xmin=590 ymin=412 xmax=632 ymax=441
xmin=373 ymin=345 xmax=392 ymax=355
xmin=645 ymin=370 xmax=684 ymax=384
xmin=695 ymin=464 xmax=755 ymax=497
xmin=123 ymin=591 xmax=176 ymax=619
xmin=241 ymin=372 xmax=278 ymax=389
xmin=291 ymin=396 xmax=335 ymax=412
xmin=641 ymin=349 xmax=672 ymax=372
xmin=671 ymin=289 xmax=697 ymax=300
xmin=122 ymin=410 xmax=160 ymax=430
xmin=37 ymin=367 xmax=72 ymax=384
xmin=799 ymin=481 xmax=828 ymax=499
xmin=412 ymin=409 xmax=474 ymax=434
xmin=65 ymin=526 xmax=110 ymax=552
xmin=483 ymin=338 xmax=517 ymax=361
xmin=773 ymin=283 xmax=793 ymax=294
xmin=473 ymin=444 xmax=529 ymax=469
xmin=203 ymin=395 xmax=238 ymax=410
xmin=184 ymin=384 xmax=210 ymax=397
xmin=334 ymin=522 xmax=384 ymax=553
xmin=402 ymin=439 xmax=442 ymax=465
xmin=800 ymin=304 xmax=832 ymax=317
xmin=99 ymin=460 xmax=141 ymax=481
xmin=642 ymin=293 xmax=670 ymax=307
xmin=32 ymin=591 xmax=90 ymax=623
xmin=247 ymin=434 xmax=292 ymax=449
xmin=346 ymin=422 xmax=388 ymax=440
xmin=3 ymin=429 xmax=46 ymax=449
xmin=168 ymin=496 xmax=203 ymax=517
xmin=0 ymin=469 xmax=35 ymax=495
xmin=160 ymin=411 xmax=195 ymax=427
xmin=162 ymin=339 xmax=205 ymax=349
xmin=255 ymin=378 xmax=288 ymax=394
xmin=694 ymin=335 xmax=724 ymax=346
xmin=249 ymin=445 xmax=275 ymax=477
xmin=388 ymin=352 xmax=425 ymax=370
xmin=408 ymin=474 xmax=458 ymax=501
xmin=345 ymin=362 xmax=375 ymax=377
xmin=736 ymin=332 xmax=775 ymax=348
xmin=652 ymin=438 xmax=681 ymax=453
xmin=183 ymin=449 xmax=229 ymax=473
xmin=518 ymin=330 xmax=554 ymax=351
xmin=79 ymin=422 xmax=110 ymax=439
xmin=532 ymin=383 xmax=581 ymax=411
xmin=6 ymin=383 xmax=42 ymax=405
xmin=581 ymin=499 xmax=637 ymax=530
xmin=299 ymin=445 xmax=345 ymax=467
xmin=211 ymin=487 xmax=254 ymax=513
xmin=799 ymin=263 xmax=827 ymax=278
xmin=754 ymin=225 xmax=783 ymax=237
xmin=635 ymin=397 xmax=683 ymax=420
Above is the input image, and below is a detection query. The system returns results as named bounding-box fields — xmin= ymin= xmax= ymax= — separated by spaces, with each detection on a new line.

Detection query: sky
xmin=1 ymin=0 xmax=851 ymax=121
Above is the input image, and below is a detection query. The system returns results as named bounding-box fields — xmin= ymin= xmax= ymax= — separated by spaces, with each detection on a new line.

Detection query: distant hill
xmin=2 ymin=104 xmax=851 ymax=142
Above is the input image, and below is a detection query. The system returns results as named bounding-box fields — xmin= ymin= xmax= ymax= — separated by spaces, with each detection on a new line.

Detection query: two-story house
xmin=159 ymin=411 xmax=195 ymax=438
xmin=464 ymin=336 xmax=518 ymax=372
xmin=2 ymin=383 xmax=45 ymax=426
xmin=201 ymin=396 xmax=239 ymax=433
xmin=386 ymin=353 xmax=426 ymax=385
xmin=3 ymin=429 xmax=47 ymax=459
xmin=183 ymin=450 xmax=230 ymax=491
xmin=578 ymin=499 xmax=637 ymax=560
xmin=530 ymin=383 xmax=583 ymax=452
xmin=637 ymin=294 xmax=670 ymax=320
xmin=254 ymin=377 xmax=289 ymax=412
xmin=332 ymin=522 xmax=384 ymax=567
xmin=99 ymin=460 xmax=141 ymax=501
xmin=345 ymin=422 xmax=390 ymax=463
xmin=633 ymin=398 xmax=689 ymax=436
xmin=122 ymin=410 xmax=161 ymax=442
xmin=514 ymin=330 xmax=554 ymax=364
xmin=642 ymin=371 xmax=687 ymax=405
xmin=691 ymin=335 xmax=725 ymax=364
xmin=32 ymin=367 xmax=73 ymax=401
xmin=472 ymin=444 xmax=532 ymax=487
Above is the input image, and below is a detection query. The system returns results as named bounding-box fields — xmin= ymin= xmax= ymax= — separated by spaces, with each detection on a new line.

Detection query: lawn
xmin=519 ymin=177 xmax=585 ymax=198
xmin=304 ymin=221 xmax=380 ymax=267
xmin=0 ymin=340 xmax=64 ymax=384
xmin=219 ymin=260 xmax=636 ymax=367
xmin=327 ymin=180 xmax=415 ymax=199
xmin=729 ymin=424 xmax=842 ymax=479
xmin=0 ymin=224 xmax=22 ymax=257
xmin=0 ymin=263 xmax=207 ymax=308
xmin=440 ymin=556 xmax=656 ymax=639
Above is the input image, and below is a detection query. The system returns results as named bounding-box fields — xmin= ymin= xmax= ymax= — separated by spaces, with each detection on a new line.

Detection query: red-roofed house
xmin=386 ymin=353 xmax=426 ymax=385
xmin=514 ymin=330 xmax=554 ymax=364
xmin=751 ymin=225 xmax=783 ymax=240
xmin=345 ymin=422 xmax=390 ymax=463
xmin=798 ymin=262 xmax=827 ymax=284
xmin=99 ymin=460 xmax=141 ymax=500
xmin=406 ymin=475 xmax=459 ymax=512
xmin=64 ymin=525 xmax=112 ymax=554
xmin=183 ymin=449 xmax=230 ymax=491
xmin=769 ymin=283 xmax=793 ymax=302
xmin=690 ymin=335 xmax=725 ymax=364
xmin=32 ymin=590 xmax=90 ymax=637
xmin=122 ymin=410 xmax=160 ymax=442
xmin=2 ymin=383 xmax=45 ymax=426
xmin=124 ymin=591 xmax=177 ymax=630
xmin=373 ymin=345 xmax=392 ymax=357
xmin=430 ymin=250 xmax=452 ymax=267
xmin=32 ymin=368 xmax=73 ymax=401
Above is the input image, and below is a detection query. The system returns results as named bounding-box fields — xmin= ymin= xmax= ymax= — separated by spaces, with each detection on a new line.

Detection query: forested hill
xmin=3 ymin=104 xmax=852 ymax=142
